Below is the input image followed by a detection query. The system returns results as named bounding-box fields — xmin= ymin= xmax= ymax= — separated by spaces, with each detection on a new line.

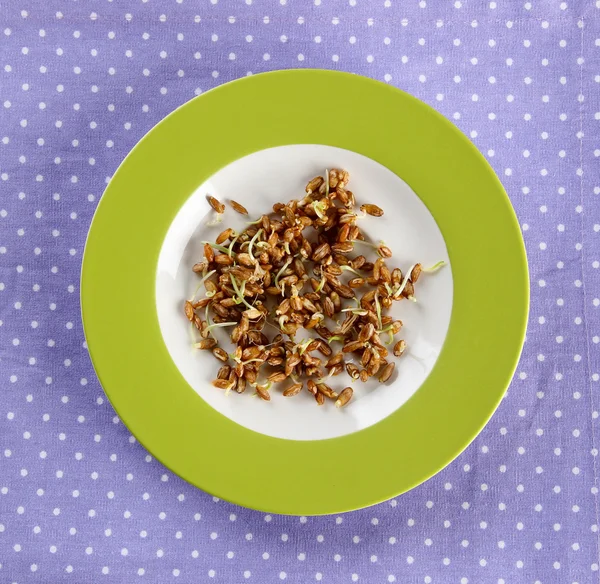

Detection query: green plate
xmin=81 ymin=70 xmax=528 ymax=515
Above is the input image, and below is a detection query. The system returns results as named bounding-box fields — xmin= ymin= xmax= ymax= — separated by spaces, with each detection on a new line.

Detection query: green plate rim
xmin=81 ymin=69 xmax=529 ymax=515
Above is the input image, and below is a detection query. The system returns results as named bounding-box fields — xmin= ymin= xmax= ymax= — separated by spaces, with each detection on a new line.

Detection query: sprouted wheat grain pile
xmin=184 ymin=169 xmax=444 ymax=408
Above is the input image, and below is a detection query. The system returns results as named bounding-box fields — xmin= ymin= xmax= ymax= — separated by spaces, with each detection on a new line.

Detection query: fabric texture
xmin=1 ymin=1 xmax=599 ymax=582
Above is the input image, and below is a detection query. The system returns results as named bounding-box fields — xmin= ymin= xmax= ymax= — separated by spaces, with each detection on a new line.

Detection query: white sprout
xmin=424 ymin=260 xmax=446 ymax=272
xmin=393 ymin=264 xmax=416 ymax=299
xmin=204 ymin=302 xmax=214 ymax=339
xmin=374 ymin=292 xmax=382 ymax=331
xmin=316 ymin=368 xmax=337 ymax=384
xmin=229 ymin=274 xmax=255 ymax=311
xmin=241 ymin=357 xmax=265 ymax=365
xmin=227 ymin=232 xmax=240 ymax=257
xmin=245 ymin=216 xmax=263 ymax=225
xmin=376 ymin=325 xmax=395 ymax=345
xmin=274 ymin=258 xmax=293 ymax=291
xmin=315 ymin=273 xmax=326 ymax=293
xmin=205 ymin=321 xmax=237 ymax=332
xmin=312 ymin=200 xmax=327 ymax=220
xmin=349 ymin=238 xmax=383 ymax=251
xmin=189 ymin=269 xmax=217 ymax=302
xmin=201 ymin=241 xmax=231 ymax=254
xmin=247 ymin=228 xmax=263 ymax=263
xmin=340 ymin=265 xmax=363 ymax=277
xmin=295 ymin=338 xmax=313 ymax=355
xmin=340 ymin=307 xmax=368 ymax=316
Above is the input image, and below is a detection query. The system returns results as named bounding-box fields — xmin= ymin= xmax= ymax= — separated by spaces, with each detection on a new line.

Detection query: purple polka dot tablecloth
xmin=1 ymin=1 xmax=599 ymax=583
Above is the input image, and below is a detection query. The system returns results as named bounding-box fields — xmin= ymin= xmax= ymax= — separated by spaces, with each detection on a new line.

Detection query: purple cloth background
xmin=1 ymin=1 xmax=599 ymax=583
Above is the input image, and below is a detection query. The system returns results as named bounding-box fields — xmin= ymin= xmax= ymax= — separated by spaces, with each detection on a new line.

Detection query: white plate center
xmin=156 ymin=145 xmax=453 ymax=441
